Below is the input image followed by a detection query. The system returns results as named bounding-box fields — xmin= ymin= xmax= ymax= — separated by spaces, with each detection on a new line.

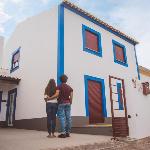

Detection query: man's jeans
xmin=57 ymin=103 xmax=71 ymax=134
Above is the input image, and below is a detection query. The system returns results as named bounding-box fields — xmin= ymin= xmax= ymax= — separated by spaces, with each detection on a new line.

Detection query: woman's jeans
xmin=46 ymin=103 xmax=57 ymax=135
xmin=57 ymin=103 xmax=71 ymax=134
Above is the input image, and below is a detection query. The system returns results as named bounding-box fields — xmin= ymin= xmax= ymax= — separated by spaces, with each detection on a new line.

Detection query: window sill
xmin=83 ymin=47 xmax=102 ymax=57
xmin=10 ymin=66 xmax=19 ymax=73
xmin=114 ymin=59 xmax=128 ymax=67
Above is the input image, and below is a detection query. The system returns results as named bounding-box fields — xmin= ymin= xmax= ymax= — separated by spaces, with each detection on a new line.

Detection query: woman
xmin=44 ymin=79 xmax=58 ymax=138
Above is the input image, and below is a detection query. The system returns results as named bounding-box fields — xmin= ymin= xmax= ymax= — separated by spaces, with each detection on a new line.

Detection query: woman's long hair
xmin=45 ymin=79 xmax=56 ymax=97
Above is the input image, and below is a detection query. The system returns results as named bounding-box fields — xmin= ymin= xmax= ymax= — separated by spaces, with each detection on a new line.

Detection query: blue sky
xmin=0 ymin=0 xmax=150 ymax=69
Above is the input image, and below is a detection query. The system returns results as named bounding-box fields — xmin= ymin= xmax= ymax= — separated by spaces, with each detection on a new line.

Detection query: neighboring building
xmin=0 ymin=0 xmax=150 ymax=139
xmin=0 ymin=36 xmax=4 ymax=68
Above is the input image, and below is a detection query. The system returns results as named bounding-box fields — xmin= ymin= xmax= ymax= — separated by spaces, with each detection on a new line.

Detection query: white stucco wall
xmin=63 ymin=8 xmax=146 ymax=138
xmin=64 ymin=8 xmax=138 ymax=116
xmin=129 ymin=73 xmax=150 ymax=139
xmin=2 ymin=7 xmax=58 ymax=120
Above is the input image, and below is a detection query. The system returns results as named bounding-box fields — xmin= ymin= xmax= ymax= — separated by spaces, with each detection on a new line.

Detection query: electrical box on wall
xmin=142 ymin=82 xmax=150 ymax=96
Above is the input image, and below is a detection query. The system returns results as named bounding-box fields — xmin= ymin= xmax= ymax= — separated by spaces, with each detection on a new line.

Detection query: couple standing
xmin=44 ymin=74 xmax=73 ymax=138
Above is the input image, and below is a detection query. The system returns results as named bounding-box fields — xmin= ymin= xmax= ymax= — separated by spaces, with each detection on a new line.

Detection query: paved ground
xmin=0 ymin=128 xmax=111 ymax=150
xmin=1 ymin=128 xmax=150 ymax=150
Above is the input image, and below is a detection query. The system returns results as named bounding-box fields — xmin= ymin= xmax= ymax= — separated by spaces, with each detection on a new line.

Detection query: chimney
xmin=0 ymin=36 xmax=4 ymax=68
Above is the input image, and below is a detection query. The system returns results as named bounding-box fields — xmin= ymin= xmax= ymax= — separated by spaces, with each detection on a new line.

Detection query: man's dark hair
xmin=60 ymin=74 xmax=68 ymax=83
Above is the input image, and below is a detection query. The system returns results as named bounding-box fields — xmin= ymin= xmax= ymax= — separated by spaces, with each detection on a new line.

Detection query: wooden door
xmin=88 ymin=80 xmax=104 ymax=124
xmin=109 ymin=76 xmax=129 ymax=137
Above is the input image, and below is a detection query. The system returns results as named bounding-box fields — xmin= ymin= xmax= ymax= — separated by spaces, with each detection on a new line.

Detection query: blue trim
xmin=0 ymin=91 xmax=2 ymax=112
xmin=82 ymin=24 xmax=102 ymax=57
xmin=112 ymin=40 xmax=128 ymax=67
xmin=10 ymin=47 xmax=21 ymax=73
xmin=117 ymin=83 xmax=124 ymax=110
xmin=62 ymin=3 xmax=137 ymax=46
xmin=134 ymin=46 xmax=140 ymax=80
xmin=84 ymin=76 xmax=89 ymax=116
xmin=57 ymin=4 xmax=64 ymax=84
xmin=6 ymin=88 xmax=17 ymax=125
xmin=84 ymin=75 xmax=107 ymax=117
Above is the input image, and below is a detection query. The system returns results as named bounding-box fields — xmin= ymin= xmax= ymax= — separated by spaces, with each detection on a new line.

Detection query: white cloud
xmin=0 ymin=11 xmax=11 ymax=23
xmin=0 ymin=1 xmax=11 ymax=34
xmin=0 ymin=12 xmax=11 ymax=33
xmin=105 ymin=0 xmax=150 ymax=68
xmin=39 ymin=0 xmax=59 ymax=5
xmin=40 ymin=0 xmax=49 ymax=4
xmin=0 ymin=1 xmax=5 ymax=11
xmin=10 ymin=0 xmax=22 ymax=4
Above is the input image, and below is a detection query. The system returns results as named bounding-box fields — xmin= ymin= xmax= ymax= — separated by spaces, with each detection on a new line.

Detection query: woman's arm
xmin=44 ymin=87 xmax=48 ymax=102
xmin=46 ymin=90 xmax=59 ymax=102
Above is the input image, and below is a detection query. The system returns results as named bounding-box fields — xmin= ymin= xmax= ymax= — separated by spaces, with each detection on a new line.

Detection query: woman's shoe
xmin=52 ymin=134 xmax=56 ymax=137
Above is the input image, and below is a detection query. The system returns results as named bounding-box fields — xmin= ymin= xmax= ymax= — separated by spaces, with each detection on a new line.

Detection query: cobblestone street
xmin=48 ymin=137 xmax=150 ymax=150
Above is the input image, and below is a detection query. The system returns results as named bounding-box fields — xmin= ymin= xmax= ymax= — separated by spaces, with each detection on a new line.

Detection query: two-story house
xmin=0 ymin=0 xmax=150 ymax=139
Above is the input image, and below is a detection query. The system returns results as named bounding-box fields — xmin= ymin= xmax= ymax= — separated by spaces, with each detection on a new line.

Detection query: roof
xmin=139 ymin=66 xmax=150 ymax=77
xmin=0 ymin=75 xmax=21 ymax=84
xmin=62 ymin=0 xmax=139 ymax=45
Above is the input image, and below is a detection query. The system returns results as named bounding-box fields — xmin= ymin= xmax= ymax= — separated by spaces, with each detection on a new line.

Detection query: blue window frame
xmin=10 ymin=47 xmax=21 ymax=73
xmin=82 ymin=25 xmax=102 ymax=57
xmin=84 ymin=75 xmax=107 ymax=117
xmin=112 ymin=40 xmax=128 ymax=67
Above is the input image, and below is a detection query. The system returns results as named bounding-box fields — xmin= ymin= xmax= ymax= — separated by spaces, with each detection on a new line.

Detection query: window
xmin=10 ymin=47 xmax=21 ymax=73
xmin=112 ymin=40 xmax=128 ymax=67
xmin=82 ymin=25 xmax=102 ymax=57
xmin=117 ymin=83 xmax=124 ymax=110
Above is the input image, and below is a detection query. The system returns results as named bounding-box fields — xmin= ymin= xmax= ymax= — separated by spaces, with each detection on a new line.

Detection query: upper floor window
xmin=82 ymin=25 xmax=102 ymax=57
xmin=112 ymin=40 xmax=128 ymax=67
xmin=10 ymin=47 xmax=21 ymax=73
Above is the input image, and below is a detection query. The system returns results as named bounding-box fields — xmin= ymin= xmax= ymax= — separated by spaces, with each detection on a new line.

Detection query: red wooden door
xmin=88 ymin=80 xmax=104 ymax=124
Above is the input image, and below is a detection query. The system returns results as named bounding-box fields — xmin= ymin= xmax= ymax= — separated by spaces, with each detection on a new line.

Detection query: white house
xmin=0 ymin=0 xmax=150 ymax=139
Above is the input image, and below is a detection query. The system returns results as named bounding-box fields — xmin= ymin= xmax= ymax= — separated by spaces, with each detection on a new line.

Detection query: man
xmin=48 ymin=74 xmax=73 ymax=138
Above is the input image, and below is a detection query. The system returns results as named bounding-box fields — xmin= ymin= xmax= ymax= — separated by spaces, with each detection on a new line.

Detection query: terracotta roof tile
xmin=62 ymin=0 xmax=139 ymax=45
xmin=0 ymin=75 xmax=21 ymax=84
xmin=139 ymin=66 xmax=150 ymax=77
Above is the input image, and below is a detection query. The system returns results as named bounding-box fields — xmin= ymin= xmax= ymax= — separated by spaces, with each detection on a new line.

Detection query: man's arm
xmin=70 ymin=91 xmax=73 ymax=104
xmin=46 ymin=90 xmax=59 ymax=102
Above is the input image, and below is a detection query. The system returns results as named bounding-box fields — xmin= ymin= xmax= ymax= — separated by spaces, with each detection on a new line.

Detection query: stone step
xmin=72 ymin=125 xmax=113 ymax=136
xmin=85 ymin=123 xmax=112 ymax=127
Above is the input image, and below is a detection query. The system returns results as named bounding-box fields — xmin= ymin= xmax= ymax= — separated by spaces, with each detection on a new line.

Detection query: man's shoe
xmin=66 ymin=133 xmax=70 ymax=137
xmin=47 ymin=134 xmax=52 ymax=138
xmin=58 ymin=134 xmax=66 ymax=138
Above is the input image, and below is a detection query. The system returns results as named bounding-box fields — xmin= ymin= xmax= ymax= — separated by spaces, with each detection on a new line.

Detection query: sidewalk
xmin=0 ymin=128 xmax=111 ymax=150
